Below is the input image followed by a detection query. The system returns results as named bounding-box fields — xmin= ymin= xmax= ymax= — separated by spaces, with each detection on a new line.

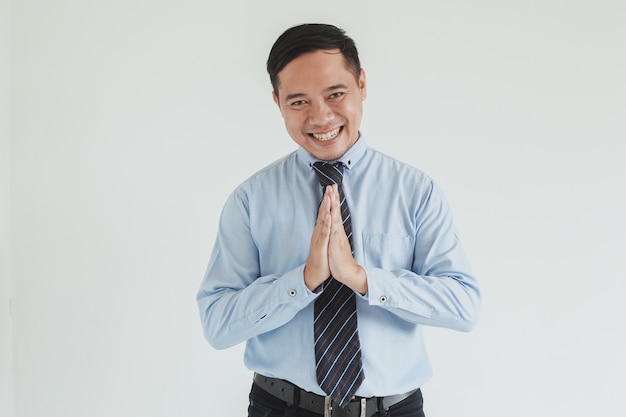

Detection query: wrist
xmin=304 ymin=264 xmax=329 ymax=292
xmin=353 ymin=265 xmax=368 ymax=295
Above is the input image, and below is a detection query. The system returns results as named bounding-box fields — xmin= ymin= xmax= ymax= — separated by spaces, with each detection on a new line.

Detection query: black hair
xmin=267 ymin=23 xmax=361 ymax=95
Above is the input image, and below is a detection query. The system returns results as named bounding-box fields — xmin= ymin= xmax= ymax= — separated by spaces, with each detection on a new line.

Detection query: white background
xmin=2 ymin=1 xmax=625 ymax=416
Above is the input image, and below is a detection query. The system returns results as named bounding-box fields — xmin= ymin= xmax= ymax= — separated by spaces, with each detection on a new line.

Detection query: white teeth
xmin=311 ymin=127 xmax=341 ymax=141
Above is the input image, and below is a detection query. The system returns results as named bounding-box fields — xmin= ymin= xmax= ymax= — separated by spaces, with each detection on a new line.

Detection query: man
xmin=197 ymin=23 xmax=481 ymax=417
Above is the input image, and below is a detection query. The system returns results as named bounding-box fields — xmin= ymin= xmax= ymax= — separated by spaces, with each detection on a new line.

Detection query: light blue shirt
xmin=197 ymin=136 xmax=481 ymax=397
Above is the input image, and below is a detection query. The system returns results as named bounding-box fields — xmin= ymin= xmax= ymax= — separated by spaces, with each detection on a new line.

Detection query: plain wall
xmin=1 ymin=0 xmax=16 ymax=415
xmin=8 ymin=1 xmax=626 ymax=416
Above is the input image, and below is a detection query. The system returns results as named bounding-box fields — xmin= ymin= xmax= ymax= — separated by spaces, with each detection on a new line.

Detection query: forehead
xmin=276 ymin=49 xmax=355 ymax=95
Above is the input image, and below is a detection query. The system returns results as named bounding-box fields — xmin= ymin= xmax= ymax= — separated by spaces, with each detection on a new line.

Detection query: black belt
xmin=253 ymin=373 xmax=417 ymax=417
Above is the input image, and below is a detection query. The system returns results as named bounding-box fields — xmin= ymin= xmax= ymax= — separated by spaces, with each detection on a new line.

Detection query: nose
xmin=308 ymin=99 xmax=334 ymax=125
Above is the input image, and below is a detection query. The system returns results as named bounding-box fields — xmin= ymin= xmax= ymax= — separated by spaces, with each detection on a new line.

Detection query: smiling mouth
xmin=310 ymin=127 xmax=342 ymax=141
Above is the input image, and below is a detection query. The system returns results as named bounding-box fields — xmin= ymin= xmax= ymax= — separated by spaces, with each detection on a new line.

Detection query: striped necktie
xmin=312 ymin=161 xmax=364 ymax=408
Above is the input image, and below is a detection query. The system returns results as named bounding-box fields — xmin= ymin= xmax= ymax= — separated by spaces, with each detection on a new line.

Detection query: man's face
xmin=273 ymin=49 xmax=367 ymax=161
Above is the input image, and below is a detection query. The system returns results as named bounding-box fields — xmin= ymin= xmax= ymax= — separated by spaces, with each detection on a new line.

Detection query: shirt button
xmin=379 ymin=295 xmax=388 ymax=303
xmin=289 ymin=289 xmax=297 ymax=297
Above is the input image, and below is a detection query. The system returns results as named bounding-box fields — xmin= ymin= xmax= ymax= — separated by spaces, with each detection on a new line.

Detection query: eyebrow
xmin=284 ymin=84 xmax=349 ymax=102
xmin=285 ymin=92 xmax=306 ymax=102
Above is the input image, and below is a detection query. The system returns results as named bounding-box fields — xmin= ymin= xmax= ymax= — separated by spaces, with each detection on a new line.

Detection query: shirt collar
xmin=297 ymin=133 xmax=367 ymax=170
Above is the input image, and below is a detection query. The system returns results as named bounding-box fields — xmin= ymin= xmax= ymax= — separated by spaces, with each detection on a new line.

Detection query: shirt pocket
xmin=362 ymin=232 xmax=415 ymax=271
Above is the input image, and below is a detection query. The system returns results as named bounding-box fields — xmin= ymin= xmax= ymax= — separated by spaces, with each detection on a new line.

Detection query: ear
xmin=358 ymin=69 xmax=367 ymax=101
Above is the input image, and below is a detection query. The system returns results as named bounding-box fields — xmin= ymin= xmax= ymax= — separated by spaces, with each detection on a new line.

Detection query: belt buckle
xmin=360 ymin=398 xmax=366 ymax=417
xmin=324 ymin=397 xmax=367 ymax=417
xmin=324 ymin=396 xmax=332 ymax=417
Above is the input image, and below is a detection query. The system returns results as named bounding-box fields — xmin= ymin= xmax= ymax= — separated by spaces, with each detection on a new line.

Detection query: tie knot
xmin=312 ymin=162 xmax=345 ymax=187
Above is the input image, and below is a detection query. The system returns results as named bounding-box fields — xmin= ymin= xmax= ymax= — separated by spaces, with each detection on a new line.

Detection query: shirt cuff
xmin=277 ymin=264 xmax=317 ymax=304
xmin=360 ymin=265 xmax=398 ymax=307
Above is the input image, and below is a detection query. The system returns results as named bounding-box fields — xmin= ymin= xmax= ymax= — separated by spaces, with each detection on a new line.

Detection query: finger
xmin=316 ymin=187 xmax=332 ymax=225
xmin=306 ymin=196 xmax=332 ymax=290
xmin=329 ymin=185 xmax=346 ymax=234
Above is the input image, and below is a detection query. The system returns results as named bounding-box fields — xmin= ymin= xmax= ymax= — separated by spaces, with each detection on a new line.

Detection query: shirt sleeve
xmin=196 ymin=189 xmax=316 ymax=349
xmin=361 ymin=180 xmax=481 ymax=332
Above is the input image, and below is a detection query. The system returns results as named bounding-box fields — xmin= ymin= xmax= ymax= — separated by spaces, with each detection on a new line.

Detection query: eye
xmin=329 ymin=92 xmax=345 ymax=99
xmin=289 ymin=100 xmax=307 ymax=107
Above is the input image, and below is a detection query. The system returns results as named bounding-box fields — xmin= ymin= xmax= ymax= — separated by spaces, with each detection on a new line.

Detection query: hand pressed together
xmin=304 ymin=184 xmax=368 ymax=295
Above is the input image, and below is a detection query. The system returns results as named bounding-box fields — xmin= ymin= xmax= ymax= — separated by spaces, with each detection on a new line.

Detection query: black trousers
xmin=248 ymin=382 xmax=425 ymax=417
